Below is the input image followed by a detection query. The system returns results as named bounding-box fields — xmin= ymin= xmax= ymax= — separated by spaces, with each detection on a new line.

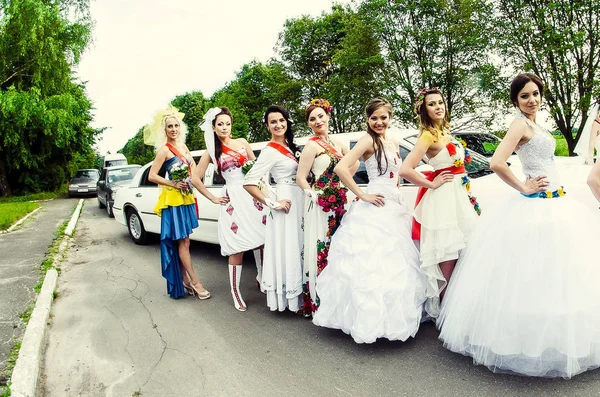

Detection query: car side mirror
xmin=98 ymin=180 xmax=105 ymax=187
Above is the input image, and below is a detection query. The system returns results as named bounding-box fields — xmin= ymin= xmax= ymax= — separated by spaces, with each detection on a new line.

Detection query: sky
xmin=77 ymin=0 xmax=353 ymax=155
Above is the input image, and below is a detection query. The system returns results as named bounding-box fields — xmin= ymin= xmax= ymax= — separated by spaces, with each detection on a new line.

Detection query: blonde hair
xmin=154 ymin=114 xmax=188 ymax=152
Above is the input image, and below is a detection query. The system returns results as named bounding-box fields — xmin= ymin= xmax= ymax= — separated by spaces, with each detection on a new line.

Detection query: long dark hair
xmin=212 ymin=107 xmax=233 ymax=173
xmin=365 ymin=98 xmax=392 ymax=175
xmin=263 ymin=105 xmax=298 ymax=154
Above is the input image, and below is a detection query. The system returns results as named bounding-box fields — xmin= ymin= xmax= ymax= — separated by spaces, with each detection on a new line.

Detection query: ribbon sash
xmin=165 ymin=143 xmax=198 ymax=218
xmin=411 ymin=165 xmax=466 ymax=240
xmin=221 ymin=145 xmax=248 ymax=165
xmin=267 ymin=142 xmax=298 ymax=163
xmin=309 ymin=136 xmax=342 ymax=159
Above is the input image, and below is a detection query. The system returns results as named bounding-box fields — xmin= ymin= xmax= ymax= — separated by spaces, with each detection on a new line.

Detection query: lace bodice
xmin=516 ymin=117 xmax=560 ymax=191
xmin=364 ymin=149 xmax=402 ymax=197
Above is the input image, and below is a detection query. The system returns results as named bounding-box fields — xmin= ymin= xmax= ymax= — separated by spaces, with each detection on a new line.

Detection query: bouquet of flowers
xmin=315 ymin=170 xmax=347 ymax=214
xmin=169 ymin=162 xmax=193 ymax=195
xmin=241 ymin=160 xmax=255 ymax=175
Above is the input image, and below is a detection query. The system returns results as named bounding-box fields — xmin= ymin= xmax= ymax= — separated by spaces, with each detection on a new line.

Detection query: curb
xmin=9 ymin=200 xmax=84 ymax=397
xmin=1 ymin=207 xmax=42 ymax=234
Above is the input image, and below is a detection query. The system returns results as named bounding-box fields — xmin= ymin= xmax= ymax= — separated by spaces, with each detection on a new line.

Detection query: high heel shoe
xmin=183 ymin=281 xmax=195 ymax=296
xmin=190 ymin=281 xmax=211 ymax=300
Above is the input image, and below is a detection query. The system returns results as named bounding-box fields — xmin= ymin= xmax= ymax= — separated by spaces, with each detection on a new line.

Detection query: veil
xmin=574 ymin=102 xmax=600 ymax=163
xmin=200 ymin=107 xmax=223 ymax=166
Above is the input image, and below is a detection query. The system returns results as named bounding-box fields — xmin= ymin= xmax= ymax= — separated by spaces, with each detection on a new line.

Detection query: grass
xmin=554 ymin=135 xmax=570 ymax=157
xmin=0 ymin=202 xmax=40 ymax=231
xmin=0 ymin=189 xmax=64 ymax=204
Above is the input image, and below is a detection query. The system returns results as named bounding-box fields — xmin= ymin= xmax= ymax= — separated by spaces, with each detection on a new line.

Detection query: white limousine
xmin=113 ymin=129 xmax=500 ymax=245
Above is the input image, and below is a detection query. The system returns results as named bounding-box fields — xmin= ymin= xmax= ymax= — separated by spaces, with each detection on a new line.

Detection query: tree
xmin=209 ymin=60 xmax=303 ymax=141
xmin=171 ymin=91 xmax=209 ymax=150
xmin=120 ymin=127 xmax=155 ymax=166
xmin=277 ymin=5 xmax=384 ymax=134
xmin=0 ymin=0 xmax=97 ymax=195
xmin=357 ymin=0 xmax=504 ymax=129
xmin=495 ymin=0 xmax=600 ymax=155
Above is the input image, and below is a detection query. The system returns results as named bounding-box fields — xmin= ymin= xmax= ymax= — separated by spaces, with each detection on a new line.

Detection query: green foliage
xmin=357 ymin=0 xmax=504 ymax=129
xmin=0 ymin=0 xmax=97 ymax=196
xmin=0 ymin=201 xmax=39 ymax=230
xmin=0 ymin=190 xmax=64 ymax=203
xmin=171 ymin=91 xmax=209 ymax=150
xmin=120 ymin=127 xmax=155 ymax=166
xmin=277 ymin=5 xmax=383 ymax=134
xmin=495 ymin=0 xmax=600 ymax=154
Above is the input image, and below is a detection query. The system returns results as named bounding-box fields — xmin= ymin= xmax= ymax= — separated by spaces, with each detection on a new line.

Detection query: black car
xmin=97 ymin=165 xmax=141 ymax=217
xmin=451 ymin=131 xmax=502 ymax=158
xmin=68 ymin=169 xmax=100 ymax=197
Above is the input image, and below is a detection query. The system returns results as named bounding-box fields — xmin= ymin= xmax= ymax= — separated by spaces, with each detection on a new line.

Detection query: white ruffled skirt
xmin=438 ymin=193 xmax=600 ymax=378
xmin=414 ymin=175 xmax=478 ymax=318
xmin=313 ymin=189 xmax=427 ymax=343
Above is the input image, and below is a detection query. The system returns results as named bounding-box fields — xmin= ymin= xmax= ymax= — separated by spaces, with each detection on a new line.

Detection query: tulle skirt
xmin=438 ymin=193 xmax=600 ymax=378
xmin=313 ymin=193 xmax=427 ymax=343
xmin=414 ymin=175 xmax=478 ymax=318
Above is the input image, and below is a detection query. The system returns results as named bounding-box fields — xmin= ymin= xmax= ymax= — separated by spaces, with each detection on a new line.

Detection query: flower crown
xmin=414 ymin=87 xmax=442 ymax=116
xmin=308 ymin=98 xmax=333 ymax=114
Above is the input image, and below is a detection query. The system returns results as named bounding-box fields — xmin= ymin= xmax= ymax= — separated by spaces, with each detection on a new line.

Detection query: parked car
xmin=451 ymin=131 xmax=502 ymax=158
xmin=68 ymin=169 xmax=100 ymax=197
xmin=113 ymin=130 xmax=499 ymax=245
xmin=97 ymin=164 xmax=141 ymax=217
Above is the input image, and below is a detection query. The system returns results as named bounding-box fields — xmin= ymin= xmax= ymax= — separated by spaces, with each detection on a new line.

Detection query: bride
xmin=438 ymin=73 xmax=600 ymax=378
xmin=312 ymin=98 xmax=427 ymax=343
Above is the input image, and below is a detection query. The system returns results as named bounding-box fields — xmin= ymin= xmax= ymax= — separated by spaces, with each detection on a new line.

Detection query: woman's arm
xmin=399 ymin=133 xmax=453 ymax=189
xmin=241 ymin=139 xmax=256 ymax=161
xmin=243 ymin=149 xmax=291 ymax=213
xmin=148 ymin=147 xmax=185 ymax=189
xmin=587 ymin=159 xmax=600 ymax=203
xmin=190 ymin=151 xmax=229 ymax=204
xmin=296 ymin=141 xmax=318 ymax=191
xmin=334 ymin=135 xmax=384 ymax=206
xmin=337 ymin=138 xmax=360 ymax=175
xmin=489 ymin=119 xmax=548 ymax=194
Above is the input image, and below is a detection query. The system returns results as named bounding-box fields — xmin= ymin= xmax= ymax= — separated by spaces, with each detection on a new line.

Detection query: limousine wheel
xmin=127 ymin=208 xmax=149 ymax=245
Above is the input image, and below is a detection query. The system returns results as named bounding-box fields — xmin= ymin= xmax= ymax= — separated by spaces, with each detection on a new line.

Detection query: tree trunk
xmin=0 ymin=159 xmax=12 ymax=196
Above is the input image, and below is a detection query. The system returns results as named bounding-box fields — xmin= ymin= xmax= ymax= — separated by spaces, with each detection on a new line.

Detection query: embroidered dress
xmin=218 ymin=148 xmax=267 ymax=256
xmin=413 ymin=137 xmax=479 ymax=318
xmin=438 ymin=115 xmax=600 ymax=379
xmin=244 ymin=144 xmax=304 ymax=312
xmin=302 ymin=143 xmax=348 ymax=314
xmin=154 ymin=155 xmax=198 ymax=299
xmin=313 ymin=148 xmax=427 ymax=343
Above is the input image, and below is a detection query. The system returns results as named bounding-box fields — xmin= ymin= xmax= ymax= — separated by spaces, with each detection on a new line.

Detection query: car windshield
xmin=105 ymin=159 xmax=128 ymax=167
xmin=404 ymin=135 xmax=493 ymax=178
xmin=107 ymin=166 xmax=141 ymax=184
xmin=74 ymin=170 xmax=98 ymax=179
xmin=454 ymin=133 xmax=501 ymax=157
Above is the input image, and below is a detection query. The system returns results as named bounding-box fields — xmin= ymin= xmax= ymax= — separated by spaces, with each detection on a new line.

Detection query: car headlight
xmin=69 ymin=184 xmax=78 ymax=188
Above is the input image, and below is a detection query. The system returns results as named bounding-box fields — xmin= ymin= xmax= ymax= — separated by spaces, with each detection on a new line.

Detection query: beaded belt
xmin=521 ymin=186 xmax=566 ymax=199
xmin=274 ymin=178 xmax=297 ymax=185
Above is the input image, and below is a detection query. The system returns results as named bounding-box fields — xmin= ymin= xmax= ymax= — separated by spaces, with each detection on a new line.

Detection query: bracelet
xmin=264 ymin=198 xmax=278 ymax=209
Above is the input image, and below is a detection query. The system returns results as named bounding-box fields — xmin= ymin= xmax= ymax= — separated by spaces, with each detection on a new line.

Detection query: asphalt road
xmin=40 ymin=198 xmax=600 ymax=397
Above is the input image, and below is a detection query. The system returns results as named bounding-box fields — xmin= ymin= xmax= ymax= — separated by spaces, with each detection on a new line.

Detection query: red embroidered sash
xmin=411 ymin=165 xmax=466 ymax=240
xmin=166 ymin=143 xmax=198 ymax=217
xmin=221 ymin=145 xmax=248 ymax=165
xmin=309 ymin=136 xmax=342 ymax=159
xmin=267 ymin=142 xmax=298 ymax=163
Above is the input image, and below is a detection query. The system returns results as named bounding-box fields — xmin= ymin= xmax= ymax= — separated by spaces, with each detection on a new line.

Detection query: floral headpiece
xmin=143 ymin=105 xmax=185 ymax=146
xmin=308 ymin=98 xmax=333 ymax=114
xmin=413 ymin=87 xmax=442 ymax=117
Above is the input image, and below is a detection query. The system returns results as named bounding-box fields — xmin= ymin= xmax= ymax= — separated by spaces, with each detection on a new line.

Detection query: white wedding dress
xmin=313 ymin=147 xmax=427 ymax=343
xmin=438 ymin=115 xmax=600 ymax=378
